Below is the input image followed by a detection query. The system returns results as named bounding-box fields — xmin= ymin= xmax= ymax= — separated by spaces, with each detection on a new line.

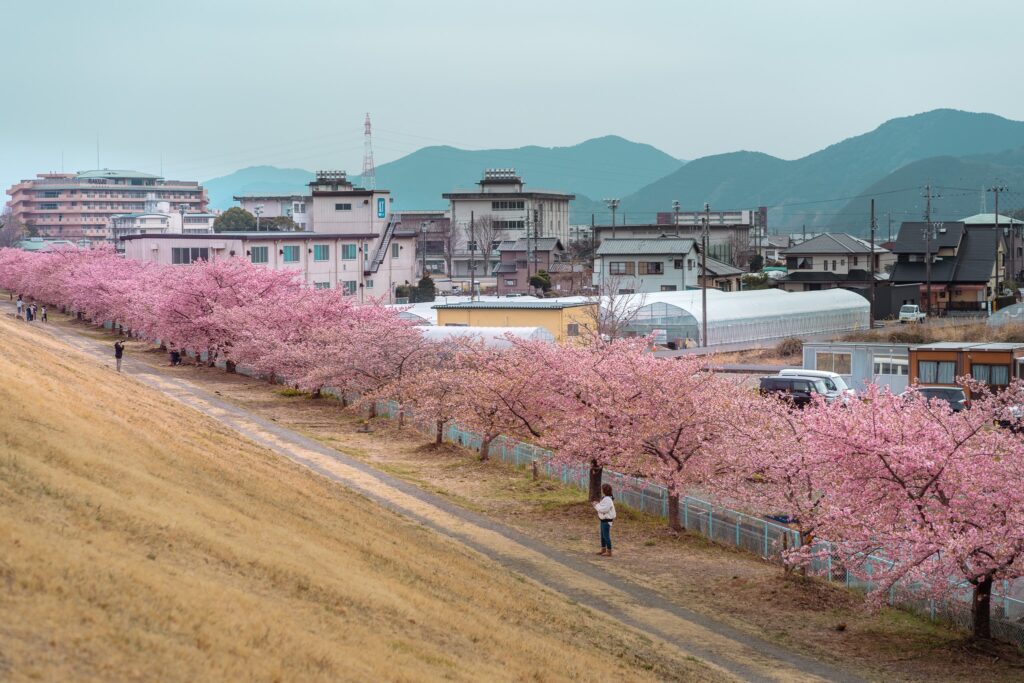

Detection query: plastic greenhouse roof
xmin=620 ymin=288 xmax=868 ymax=324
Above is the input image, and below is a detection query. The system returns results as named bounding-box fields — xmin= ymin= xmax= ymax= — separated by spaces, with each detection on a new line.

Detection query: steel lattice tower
xmin=362 ymin=113 xmax=376 ymax=190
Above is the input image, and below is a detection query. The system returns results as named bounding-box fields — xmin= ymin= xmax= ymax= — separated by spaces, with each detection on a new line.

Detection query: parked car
xmin=996 ymin=404 xmax=1023 ymax=432
xmin=778 ymin=368 xmax=855 ymax=403
xmin=898 ymin=304 xmax=926 ymax=324
xmin=901 ymin=386 xmax=968 ymax=412
xmin=759 ymin=375 xmax=832 ymax=408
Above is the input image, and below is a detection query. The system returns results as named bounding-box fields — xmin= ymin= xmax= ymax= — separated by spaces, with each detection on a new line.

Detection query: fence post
xmin=763 ymin=524 xmax=769 ymax=557
xmin=735 ymin=519 xmax=740 ymax=547
xmin=662 ymin=495 xmax=667 ymax=518
xmin=930 ymin=599 xmax=936 ymax=621
xmin=709 ymin=507 xmax=714 ymax=539
xmin=1004 ymin=580 xmax=1010 ymax=619
xmin=683 ymin=496 xmax=689 ymax=529
xmin=827 ymin=553 xmax=833 ymax=581
xmin=846 ymin=568 xmax=851 ymax=588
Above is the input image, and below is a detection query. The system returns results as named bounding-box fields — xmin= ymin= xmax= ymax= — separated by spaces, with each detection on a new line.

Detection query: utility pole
xmin=923 ymin=184 xmax=933 ymax=317
xmin=887 ymin=211 xmax=893 ymax=242
xmin=603 ymin=198 xmax=619 ymax=239
xmin=254 ymin=204 xmax=264 ymax=232
xmin=672 ymin=200 xmax=680 ymax=237
xmin=987 ymin=183 xmax=1003 ymax=309
xmin=593 ymin=213 xmax=600 ymax=293
xmin=870 ymin=198 xmax=877 ymax=328
xmin=419 ymin=221 xmax=427 ymax=277
xmin=701 ymin=203 xmax=710 ymax=347
xmin=469 ymin=211 xmax=476 ymax=300
xmin=535 ymin=204 xmax=542 ymax=279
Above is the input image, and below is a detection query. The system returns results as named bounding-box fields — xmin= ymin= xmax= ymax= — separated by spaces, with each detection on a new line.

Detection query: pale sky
xmin=3 ymin=0 xmax=1023 ymax=191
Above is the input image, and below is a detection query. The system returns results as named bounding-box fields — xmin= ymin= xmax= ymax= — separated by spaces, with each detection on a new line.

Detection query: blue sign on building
xmin=377 ymin=197 xmax=386 ymax=218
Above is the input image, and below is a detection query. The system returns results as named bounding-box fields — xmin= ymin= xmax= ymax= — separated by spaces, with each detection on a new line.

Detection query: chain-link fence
xmin=377 ymin=399 xmax=1024 ymax=648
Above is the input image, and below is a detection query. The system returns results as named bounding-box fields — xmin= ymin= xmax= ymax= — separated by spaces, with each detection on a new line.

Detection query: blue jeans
xmin=600 ymin=520 xmax=612 ymax=550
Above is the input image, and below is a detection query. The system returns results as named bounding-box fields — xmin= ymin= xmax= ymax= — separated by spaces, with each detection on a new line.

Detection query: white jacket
xmin=594 ymin=495 xmax=616 ymax=521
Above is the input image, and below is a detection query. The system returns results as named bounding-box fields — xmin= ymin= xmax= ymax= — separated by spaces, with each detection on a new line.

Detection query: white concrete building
xmin=442 ymin=169 xmax=574 ymax=278
xmin=121 ymin=170 xmax=418 ymax=303
xmin=109 ymin=196 xmax=215 ymax=246
xmin=234 ymin=194 xmax=311 ymax=230
xmin=593 ymin=237 xmax=700 ymax=294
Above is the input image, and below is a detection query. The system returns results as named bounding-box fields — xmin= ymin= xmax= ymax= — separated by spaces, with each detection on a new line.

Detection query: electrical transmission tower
xmin=362 ymin=113 xmax=376 ymax=190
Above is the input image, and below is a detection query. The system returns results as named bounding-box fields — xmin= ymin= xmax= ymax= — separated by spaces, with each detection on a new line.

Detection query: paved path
xmin=3 ymin=306 xmax=865 ymax=683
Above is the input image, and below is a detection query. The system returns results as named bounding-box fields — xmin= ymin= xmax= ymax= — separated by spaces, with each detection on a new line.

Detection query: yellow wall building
xmin=433 ymin=301 xmax=597 ymax=342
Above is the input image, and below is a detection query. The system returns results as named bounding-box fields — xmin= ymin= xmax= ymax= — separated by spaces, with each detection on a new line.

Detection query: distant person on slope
xmin=16 ymin=295 xmax=23 ymax=318
xmin=40 ymin=306 xmax=47 ymax=322
xmin=114 ymin=340 xmax=125 ymax=372
xmin=593 ymin=483 xmax=616 ymax=557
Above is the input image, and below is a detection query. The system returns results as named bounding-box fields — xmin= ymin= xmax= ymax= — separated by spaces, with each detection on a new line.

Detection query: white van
xmin=778 ymin=368 xmax=855 ymax=401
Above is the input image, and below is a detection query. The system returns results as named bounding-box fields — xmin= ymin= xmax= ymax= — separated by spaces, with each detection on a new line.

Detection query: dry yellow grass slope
xmin=0 ymin=315 xmax=717 ymax=682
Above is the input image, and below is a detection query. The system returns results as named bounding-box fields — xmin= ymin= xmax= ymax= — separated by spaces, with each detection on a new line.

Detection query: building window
xmin=492 ymin=200 xmax=525 ymax=211
xmin=171 ymin=247 xmax=209 ymax=265
xmin=609 ymin=261 xmax=635 ymax=275
xmin=660 ymin=285 xmax=677 ymax=291
xmin=335 ymin=203 xmax=352 ymax=211
xmin=282 ymin=245 xmax=300 ymax=263
xmin=313 ymin=244 xmax=329 ymax=261
xmin=674 ymin=259 xmax=684 ymax=270
xmin=340 ymin=280 xmax=357 ymax=295
xmin=815 ymin=352 xmax=852 ymax=374
xmin=639 ymin=262 xmax=664 ymax=275
xmin=314 ymin=282 xmax=331 ymax=290
xmin=852 ymin=256 xmax=859 ymax=266
xmin=566 ymin=323 xmax=580 ymax=337
xmin=832 ymin=260 xmax=837 ymax=270
xmin=365 ymin=279 xmax=374 ymax=289
xmin=617 ymin=288 xmax=635 ymax=294
xmin=504 ymin=279 xmax=517 ymax=286
xmin=971 ymin=363 xmax=1010 ymax=386
xmin=493 ymin=220 xmax=526 ymax=230
xmin=294 ymin=202 xmax=306 ymax=214
xmin=873 ymin=357 xmax=909 ymax=376
xmin=823 ymin=260 xmax=829 ymax=271
xmin=392 ymin=243 xmax=400 ymax=259
xmin=918 ymin=360 xmax=956 ymax=384
xmin=250 ymin=246 xmax=269 ymax=264
xmin=341 ymin=244 xmax=357 ymax=260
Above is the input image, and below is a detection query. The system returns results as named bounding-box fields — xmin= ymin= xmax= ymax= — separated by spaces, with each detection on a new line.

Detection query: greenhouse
xmin=614 ymin=289 xmax=870 ymax=347
xmin=419 ymin=326 xmax=555 ymax=347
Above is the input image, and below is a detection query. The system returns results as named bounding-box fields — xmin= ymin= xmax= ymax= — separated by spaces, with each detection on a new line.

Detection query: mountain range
xmin=203 ymin=109 xmax=1024 ymax=236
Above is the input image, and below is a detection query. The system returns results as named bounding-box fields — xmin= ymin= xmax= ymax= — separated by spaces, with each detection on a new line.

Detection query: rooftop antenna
xmin=981 ymin=186 xmax=987 ymax=214
xmin=362 ymin=113 xmax=376 ymax=190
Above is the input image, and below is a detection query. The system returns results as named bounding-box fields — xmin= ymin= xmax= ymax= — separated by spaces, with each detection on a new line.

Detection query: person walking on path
xmin=593 ymin=483 xmax=616 ymax=557
xmin=16 ymin=296 xmax=23 ymax=319
xmin=24 ymin=305 xmax=33 ymax=322
xmin=40 ymin=306 xmax=47 ymax=322
xmin=114 ymin=340 xmax=125 ymax=372
xmin=31 ymin=303 xmax=38 ymax=320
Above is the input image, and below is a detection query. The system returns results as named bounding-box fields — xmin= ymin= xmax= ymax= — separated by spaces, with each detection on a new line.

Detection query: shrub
xmin=775 ymin=337 xmax=803 ymax=357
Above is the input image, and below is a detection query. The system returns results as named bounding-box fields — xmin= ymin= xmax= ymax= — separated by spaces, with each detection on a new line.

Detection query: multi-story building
xmin=443 ymin=169 xmax=575 ymax=278
xmin=393 ymin=210 xmax=452 ymax=276
xmin=594 ymin=221 xmax=753 ymax=269
xmin=592 ymin=237 xmax=699 ymax=294
xmin=234 ymin=193 xmax=312 ymax=230
xmin=121 ymin=170 xmax=417 ymax=303
xmin=109 ymin=197 xmax=215 ymax=246
xmin=6 ymin=169 xmax=207 ymax=242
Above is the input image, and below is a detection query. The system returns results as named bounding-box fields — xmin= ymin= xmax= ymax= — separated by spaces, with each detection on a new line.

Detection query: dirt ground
xmin=22 ymin=308 xmax=1024 ymax=682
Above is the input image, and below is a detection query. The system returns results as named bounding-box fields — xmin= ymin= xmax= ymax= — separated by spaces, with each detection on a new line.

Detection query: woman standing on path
xmin=593 ymin=483 xmax=616 ymax=557
xmin=114 ymin=340 xmax=125 ymax=372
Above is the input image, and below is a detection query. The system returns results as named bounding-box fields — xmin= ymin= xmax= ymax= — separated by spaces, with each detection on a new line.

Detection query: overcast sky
xmin=3 ymin=0 xmax=1023 ymax=191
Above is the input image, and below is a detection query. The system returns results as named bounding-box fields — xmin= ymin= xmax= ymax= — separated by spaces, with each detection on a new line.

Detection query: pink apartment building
xmin=122 ymin=171 xmax=418 ymax=302
xmin=6 ymin=169 xmax=207 ymax=242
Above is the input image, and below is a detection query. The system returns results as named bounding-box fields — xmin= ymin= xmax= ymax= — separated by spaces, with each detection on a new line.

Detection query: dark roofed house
xmin=494 ymin=237 xmax=565 ymax=295
xmin=700 ymin=256 xmax=745 ymax=292
xmin=889 ymin=221 xmax=1001 ymax=315
xmin=780 ymin=233 xmax=893 ymax=293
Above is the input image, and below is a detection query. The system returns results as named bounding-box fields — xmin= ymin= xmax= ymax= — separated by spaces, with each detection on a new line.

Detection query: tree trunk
xmin=398 ymin=408 xmax=405 ymax=428
xmin=435 ymin=419 xmax=444 ymax=445
xmin=480 ymin=434 xmax=493 ymax=462
xmin=972 ymin=575 xmax=994 ymax=640
xmin=667 ymin=493 xmax=683 ymax=531
xmin=368 ymin=402 xmax=377 ymax=419
xmin=588 ymin=461 xmax=603 ymax=502
xmin=225 ymin=360 xmax=236 ymax=374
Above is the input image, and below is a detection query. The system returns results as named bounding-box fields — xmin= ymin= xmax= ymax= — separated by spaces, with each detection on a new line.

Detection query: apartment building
xmin=6 ymin=169 xmax=207 ymax=242
xmin=234 ymin=193 xmax=312 ymax=230
xmin=443 ymin=169 xmax=575 ymax=278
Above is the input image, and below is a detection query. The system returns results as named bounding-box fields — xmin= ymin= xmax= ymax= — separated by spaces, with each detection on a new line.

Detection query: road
xmin=3 ymin=304 xmax=864 ymax=683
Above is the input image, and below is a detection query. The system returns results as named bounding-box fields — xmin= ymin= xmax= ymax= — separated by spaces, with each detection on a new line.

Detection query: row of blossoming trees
xmin=2 ymin=245 xmax=1023 ymax=639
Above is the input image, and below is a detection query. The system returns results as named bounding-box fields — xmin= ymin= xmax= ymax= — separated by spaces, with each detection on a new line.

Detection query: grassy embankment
xmin=0 ymin=314 xmax=715 ymax=682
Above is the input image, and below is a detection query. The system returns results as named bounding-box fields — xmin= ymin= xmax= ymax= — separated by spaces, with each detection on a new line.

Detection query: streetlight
xmin=254 ymin=204 xmax=264 ymax=231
